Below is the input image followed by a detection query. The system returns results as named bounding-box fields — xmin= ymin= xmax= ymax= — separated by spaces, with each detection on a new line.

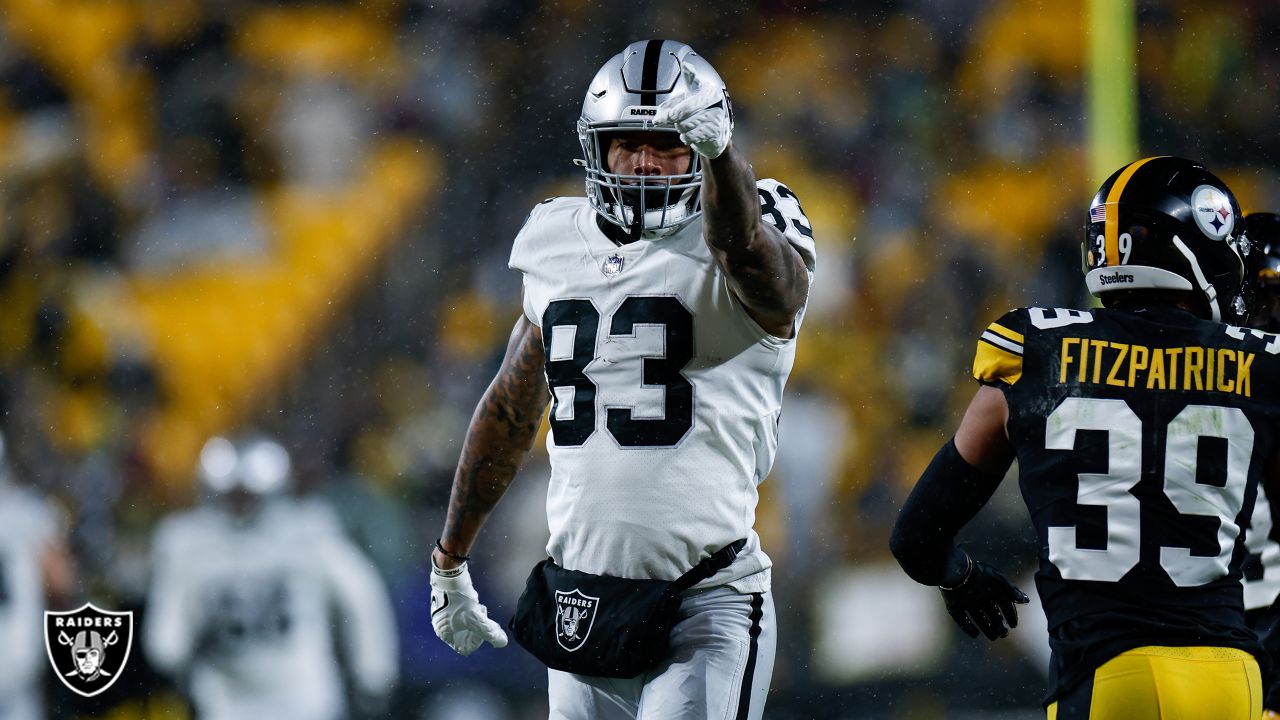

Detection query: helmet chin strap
xmin=1172 ymin=235 xmax=1222 ymax=322
xmin=608 ymin=200 xmax=649 ymax=243
xmin=625 ymin=204 xmax=643 ymax=243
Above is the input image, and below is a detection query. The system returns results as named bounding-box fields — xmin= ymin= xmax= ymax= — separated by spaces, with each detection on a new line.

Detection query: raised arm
xmin=434 ymin=314 xmax=549 ymax=570
xmin=702 ymin=147 xmax=810 ymax=338
xmin=655 ymin=61 xmax=811 ymax=339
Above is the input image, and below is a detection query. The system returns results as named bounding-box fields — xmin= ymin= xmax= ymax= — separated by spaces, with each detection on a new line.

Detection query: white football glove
xmin=654 ymin=60 xmax=732 ymax=159
xmin=430 ymin=561 xmax=508 ymax=656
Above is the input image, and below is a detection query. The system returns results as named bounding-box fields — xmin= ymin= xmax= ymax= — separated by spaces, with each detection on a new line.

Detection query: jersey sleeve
xmin=508 ymin=198 xmax=560 ymax=274
xmin=314 ymin=525 xmax=399 ymax=696
xmin=756 ymin=178 xmax=817 ymax=275
xmin=13 ymin=489 xmax=59 ymax=546
xmin=509 ymin=198 xmax=563 ymax=326
xmin=144 ymin=516 xmax=200 ymax=674
xmin=973 ymin=308 xmax=1027 ymax=386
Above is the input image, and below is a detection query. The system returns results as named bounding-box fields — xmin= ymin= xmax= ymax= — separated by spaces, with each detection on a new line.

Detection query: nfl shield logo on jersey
xmin=554 ymin=589 xmax=599 ymax=651
xmin=602 ymin=253 xmax=625 ymax=277
xmin=45 ymin=603 xmax=133 ymax=697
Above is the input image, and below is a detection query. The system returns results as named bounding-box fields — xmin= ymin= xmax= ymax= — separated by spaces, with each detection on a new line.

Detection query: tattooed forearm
xmin=437 ymin=316 xmax=549 ymax=566
xmin=701 ymin=144 xmax=809 ymax=338
xmin=701 ymin=144 xmax=762 ymax=253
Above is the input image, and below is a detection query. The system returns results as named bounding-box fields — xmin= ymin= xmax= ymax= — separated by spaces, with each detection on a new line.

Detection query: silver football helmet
xmin=198 ymin=434 xmax=291 ymax=497
xmin=577 ymin=39 xmax=731 ymax=239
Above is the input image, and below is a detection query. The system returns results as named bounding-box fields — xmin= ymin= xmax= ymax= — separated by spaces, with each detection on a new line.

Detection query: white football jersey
xmin=144 ymin=499 xmax=397 ymax=720
xmin=509 ymin=180 xmax=816 ymax=592
xmin=0 ymin=482 xmax=59 ymax=715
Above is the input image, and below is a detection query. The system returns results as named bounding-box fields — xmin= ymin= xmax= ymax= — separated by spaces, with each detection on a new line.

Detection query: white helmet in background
xmin=198 ymin=434 xmax=291 ymax=499
xmin=577 ymin=39 xmax=731 ymax=240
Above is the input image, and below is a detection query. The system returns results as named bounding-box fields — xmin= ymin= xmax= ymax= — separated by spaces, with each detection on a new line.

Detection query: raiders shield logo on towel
xmin=45 ymin=603 xmax=134 ymax=697
xmin=554 ymin=589 xmax=599 ymax=652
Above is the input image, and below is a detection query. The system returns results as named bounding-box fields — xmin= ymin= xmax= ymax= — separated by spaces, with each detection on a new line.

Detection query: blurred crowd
xmin=2 ymin=0 xmax=1280 ymax=718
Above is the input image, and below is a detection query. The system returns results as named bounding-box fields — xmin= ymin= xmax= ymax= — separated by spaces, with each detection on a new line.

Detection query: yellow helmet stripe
xmin=1104 ymin=156 xmax=1162 ymax=267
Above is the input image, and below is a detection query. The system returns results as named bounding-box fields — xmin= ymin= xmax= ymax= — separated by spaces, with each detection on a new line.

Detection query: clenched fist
xmin=654 ymin=61 xmax=732 ymax=159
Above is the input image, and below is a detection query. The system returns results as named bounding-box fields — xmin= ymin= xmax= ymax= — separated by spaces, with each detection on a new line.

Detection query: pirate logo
xmin=45 ymin=603 xmax=133 ymax=697
xmin=554 ymin=589 xmax=599 ymax=652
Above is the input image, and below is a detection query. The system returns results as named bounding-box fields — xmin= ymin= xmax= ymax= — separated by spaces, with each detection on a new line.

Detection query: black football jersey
xmin=973 ymin=305 xmax=1280 ymax=703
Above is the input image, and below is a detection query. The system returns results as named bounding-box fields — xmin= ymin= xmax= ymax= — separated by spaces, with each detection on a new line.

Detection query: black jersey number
xmin=1046 ymin=398 xmax=1253 ymax=587
xmin=543 ymin=297 xmax=694 ymax=448
xmin=758 ymin=185 xmax=813 ymax=239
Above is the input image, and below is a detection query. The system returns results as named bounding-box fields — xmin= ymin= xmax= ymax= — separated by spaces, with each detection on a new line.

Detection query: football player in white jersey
xmin=0 ymin=433 xmax=75 ymax=720
xmin=429 ymin=39 xmax=816 ymax=720
xmin=144 ymin=435 xmax=398 ymax=720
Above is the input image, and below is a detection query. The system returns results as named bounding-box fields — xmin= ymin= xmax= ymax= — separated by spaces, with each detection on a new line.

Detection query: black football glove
xmin=940 ymin=557 xmax=1029 ymax=641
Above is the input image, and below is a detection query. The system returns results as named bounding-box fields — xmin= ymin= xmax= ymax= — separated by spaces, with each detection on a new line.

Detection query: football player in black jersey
xmin=891 ymin=157 xmax=1280 ymax=719
xmin=1246 ymin=213 xmax=1280 ymax=334
xmin=1242 ymin=211 xmax=1280 ymax=719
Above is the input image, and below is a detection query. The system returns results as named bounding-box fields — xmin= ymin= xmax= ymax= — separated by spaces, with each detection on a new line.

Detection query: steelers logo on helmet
xmin=1082 ymin=157 xmax=1247 ymax=324
xmin=1192 ymin=184 xmax=1235 ymax=241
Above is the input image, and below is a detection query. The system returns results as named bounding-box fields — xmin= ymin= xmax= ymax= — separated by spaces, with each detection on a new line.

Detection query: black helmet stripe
xmin=640 ymin=38 xmax=664 ymax=106
xmin=579 ymin=41 xmax=726 ymax=236
xmin=1104 ymin=156 xmax=1162 ymax=267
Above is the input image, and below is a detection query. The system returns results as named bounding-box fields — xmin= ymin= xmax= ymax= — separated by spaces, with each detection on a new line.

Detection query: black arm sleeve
xmin=890 ymin=438 xmax=1010 ymax=586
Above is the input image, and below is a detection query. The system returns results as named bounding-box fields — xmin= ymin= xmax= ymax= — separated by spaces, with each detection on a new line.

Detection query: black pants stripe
xmin=735 ymin=593 xmax=765 ymax=720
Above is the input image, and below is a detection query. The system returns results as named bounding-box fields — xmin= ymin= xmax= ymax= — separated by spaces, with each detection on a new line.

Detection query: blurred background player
xmin=1242 ymin=210 xmax=1280 ymax=718
xmin=144 ymin=434 xmax=398 ymax=720
xmin=0 ymin=432 xmax=75 ymax=720
xmin=429 ymin=38 xmax=814 ymax=720
xmin=892 ymin=157 xmax=1275 ymax=719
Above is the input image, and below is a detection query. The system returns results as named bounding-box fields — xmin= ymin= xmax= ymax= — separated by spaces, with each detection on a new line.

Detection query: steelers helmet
xmin=1084 ymin=156 xmax=1247 ymax=322
xmin=1245 ymin=211 xmax=1280 ymax=331
xmin=577 ymin=39 xmax=731 ymax=239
